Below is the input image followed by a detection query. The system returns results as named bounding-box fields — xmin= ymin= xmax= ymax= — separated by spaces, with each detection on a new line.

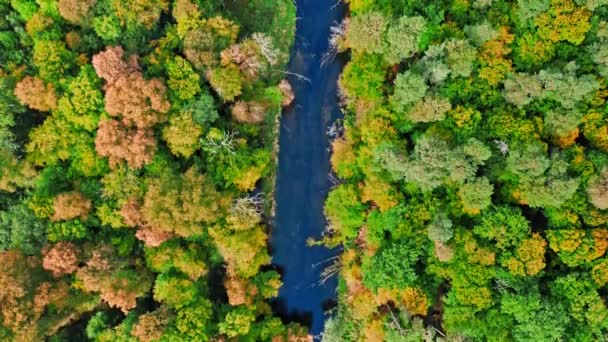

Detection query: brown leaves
xmin=220 ymin=41 xmax=262 ymax=80
xmin=92 ymin=46 xmax=170 ymax=169
xmin=0 ymin=251 xmax=42 ymax=336
xmin=95 ymin=119 xmax=157 ymax=169
xmin=14 ymin=76 xmax=57 ymax=112
xmin=104 ymin=72 xmax=170 ymax=129
xmin=51 ymin=191 xmax=92 ymax=221
xmin=92 ymin=46 xmax=139 ymax=86
xmin=42 ymin=242 xmax=80 ymax=277
xmin=279 ymin=79 xmax=295 ymax=107
xmin=231 ymin=101 xmax=266 ymax=124
xmin=131 ymin=307 xmax=172 ymax=342
xmin=119 ymin=198 xmax=174 ymax=247
xmin=224 ymin=268 xmax=258 ymax=306
xmin=58 ymin=0 xmax=97 ymax=25
xmin=76 ymin=245 xmax=152 ymax=313
xmin=140 ymin=167 xmax=228 ymax=237
xmin=135 ymin=227 xmax=174 ymax=248
xmin=588 ymin=168 xmax=608 ymax=210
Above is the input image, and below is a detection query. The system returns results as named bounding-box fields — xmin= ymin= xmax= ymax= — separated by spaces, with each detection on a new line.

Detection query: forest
xmin=322 ymin=0 xmax=608 ymax=340
xmin=4 ymin=0 xmax=608 ymax=340
xmin=0 ymin=0 xmax=307 ymax=340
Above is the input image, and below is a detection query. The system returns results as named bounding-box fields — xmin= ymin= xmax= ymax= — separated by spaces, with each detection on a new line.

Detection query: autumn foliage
xmin=76 ymin=245 xmax=152 ymax=313
xmin=104 ymin=71 xmax=170 ymax=129
xmin=42 ymin=242 xmax=80 ymax=277
xmin=95 ymin=119 xmax=157 ymax=169
xmin=0 ymin=0 xmax=301 ymax=339
xmin=58 ymin=0 xmax=97 ymax=25
xmin=51 ymin=191 xmax=92 ymax=221
xmin=14 ymin=76 xmax=57 ymax=111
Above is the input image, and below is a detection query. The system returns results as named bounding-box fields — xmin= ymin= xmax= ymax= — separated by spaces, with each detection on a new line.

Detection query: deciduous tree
xmin=51 ymin=191 xmax=92 ymax=222
xmin=587 ymin=168 xmax=608 ymax=209
xmin=58 ymin=0 xmax=97 ymax=25
xmin=95 ymin=119 xmax=157 ymax=169
xmin=42 ymin=242 xmax=80 ymax=277
xmin=14 ymin=76 xmax=57 ymax=112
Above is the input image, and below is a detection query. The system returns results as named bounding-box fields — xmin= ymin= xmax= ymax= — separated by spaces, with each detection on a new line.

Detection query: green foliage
xmin=346 ymin=11 xmax=386 ymax=53
xmin=86 ymin=312 xmax=111 ymax=340
xmin=218 ymin=306 xmax=256 ymax=338
xmin=93 ymin=15 xmax=122 ymax=41
xmin=390 ymin=71 xmax=427 ymax=112
xmin=47 ymin=219 xmax=87 ymax=242
xmin=0 ymin=1 xmax=298 ymax=339
xmin=324 ymin=184 xmax=366 ymax=239
xmin=459 ymin=177 xmax=494 ymax=213
xmin=330 ymin=0 xmax=608 ymax=339
xmin=361 ymin=240 xmax=423 ymax=291
xmin=0 ymin=204 xmax=46 ymax=254
xmin=187 ymin=91 xmax=219 ymax=126
xmin=474 ymin=206 xmax=530 ymax=249
xmin=406 ymin=95 xmax=451 ymax=123
xmin=153 ymin=271 xmax=199 ymax=308
xmin=465 ymin=21 xmax=499 ymax=46
xmin=537 ymin=64 xmax=600 ymax=109
xmin=544 ymin=109 xmax=583 ymax=138
xmin=56 ymin=65 xmax=104 ymax=131
xmin=166 ymin=55 xmax=200 ymax=102
xmin=172 ymin=297 xmax=213 ymax=340
xmin=340 ymin=53 xmax=386 ymax=103
xmin=11 ymin=0 xmax=37 ymax=20
xmin=145 ymin=240 xmax=207 ymax=280
xmin=32 ymin=40 xmax=74 ymax=82
xmin=382 ymin=16 xmax=427 ymax=64
xmin=445 ymin=38 xmax=477 ymax=78
xmin=427 ymin=212 xmax=453 ymax=243
xmin=377 ymin=136 xmax=479 ymax=191
xmin=551 ymin=275 xmax=608 ymax=332
xmin=207 ymin=65 xmax=242 ymax=102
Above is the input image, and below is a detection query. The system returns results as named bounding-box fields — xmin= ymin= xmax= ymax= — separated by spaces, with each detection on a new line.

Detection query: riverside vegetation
xmin=3 ymin=0 xmax=608 ymax=341
xmin=323 ymin=0 xmax=608 ymax=340
xmin=0 ymin=0 xmax=307 ymax=340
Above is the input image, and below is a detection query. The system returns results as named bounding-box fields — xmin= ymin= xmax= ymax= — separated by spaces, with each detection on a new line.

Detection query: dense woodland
xmin=323 ymin=0 xmax=608 ymax=340
xmin=0 ymin=0 xmax=305 ymax=340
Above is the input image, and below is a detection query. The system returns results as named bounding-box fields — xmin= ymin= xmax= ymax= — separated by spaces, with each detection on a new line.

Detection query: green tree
xmin=391 ymin=71 xmax=427 ymax=112
xmin=218 ymin=306 xmax=256 ymax=338
xmin=162 ymin=110 xmax=203 ymax=158
xmin=171 ymin=297 xmax=214 ymax=341
xmin=32 ymin=40 xmax=74 ymax=82
xmin=166 ymin=55 xmax=200 ymax=102
xmin=361 ymin=240 xmax=423 ymax=291
xmin=141 ymin=167 xmax=229 ymax=237
xmin=324 ymin=184 xmax=366 ymax=239
xmin=464 ymin=21 xmax=499 ymax=46
xmin=382 ymin=15 xmax=426 ymax=64
xmin=445 ymin=38 xmax=476 ymax=78
xmin=346 ymin=11 xmax=386 ymax=53
xmin=427 ymin=212 xmax=454 ymax=244
xmin=0 ymin=204 xmax=46 ymax=254
xmin=55 ymin=65 xmax=104 ymax=132
xmin=188 ymin=91 xmax=219 ymax=126
xmin=153 ymin=271 xmax=199 ymax=308
xmin=473 ymin=206 xmax=530 ymax=249
xmin=207 ymin=65 xmax=243 ymax=102
xmin=459 ymin=177 xmax=494 ymax=214
xmin=407 ymin=95 xmax=451 ymax=123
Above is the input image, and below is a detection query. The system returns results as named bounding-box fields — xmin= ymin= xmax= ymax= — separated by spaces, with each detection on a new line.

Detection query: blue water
xmin=271 ymin=0 xmax=346 ymax=337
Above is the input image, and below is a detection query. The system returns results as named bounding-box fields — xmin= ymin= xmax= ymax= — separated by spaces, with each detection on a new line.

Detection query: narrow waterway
xmin=271 ymin=0 xmax=346 ymax=337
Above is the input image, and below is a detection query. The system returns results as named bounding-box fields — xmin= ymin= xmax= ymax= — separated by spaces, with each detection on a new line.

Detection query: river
xmin=271 ymin=0 xmax=346 ymax=338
